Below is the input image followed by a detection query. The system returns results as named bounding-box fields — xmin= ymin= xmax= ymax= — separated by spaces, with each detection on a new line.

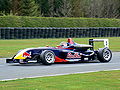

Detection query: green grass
xmin=1 ymin=16 xmax=120 ymax=27
xmin=0 ymin=37 xmax=120 ymax=58
xmin=0 ymin=70 xmax=120 ymax=90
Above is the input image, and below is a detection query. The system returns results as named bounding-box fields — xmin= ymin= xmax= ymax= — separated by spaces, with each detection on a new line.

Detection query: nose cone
xmin=14 ymin=50 xmax=28 ymax=59
xmin=14 ymin=48 xmax=32 ymax=59
xmin=14 ymin=52 xmax=26 ymax=59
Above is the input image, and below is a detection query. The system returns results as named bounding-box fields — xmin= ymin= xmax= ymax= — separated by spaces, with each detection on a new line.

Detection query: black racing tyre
xmin=97 ymin=48 xmax=112 ymax=62
xmin=40 ymin=50 xmax=55 ymax=65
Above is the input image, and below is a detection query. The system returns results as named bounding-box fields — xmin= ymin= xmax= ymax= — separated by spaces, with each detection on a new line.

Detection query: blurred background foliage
xmin=0 ymin=0 xmax=120 ymax=18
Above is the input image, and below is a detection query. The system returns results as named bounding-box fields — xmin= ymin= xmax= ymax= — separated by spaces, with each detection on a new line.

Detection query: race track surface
xmin=0 ymin=52 xmax=120 ymax=81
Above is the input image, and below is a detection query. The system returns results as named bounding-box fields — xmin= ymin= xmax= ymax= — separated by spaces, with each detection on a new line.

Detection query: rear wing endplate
xmin=89 ymin=39 xmax=109 ymax=49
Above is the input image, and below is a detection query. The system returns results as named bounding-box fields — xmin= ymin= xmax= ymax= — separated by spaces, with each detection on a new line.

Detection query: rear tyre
xmin=40 ymin=50 xmax=55 ymax=65
xmin=97 ymin=48 xmax=112 ymax=62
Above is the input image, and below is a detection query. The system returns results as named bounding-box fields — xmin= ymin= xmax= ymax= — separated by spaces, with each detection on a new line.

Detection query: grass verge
xmin=0 ymin=70 xmax=120 ymax=90
xmin=0 ymin=37 xmax=120 ymax=58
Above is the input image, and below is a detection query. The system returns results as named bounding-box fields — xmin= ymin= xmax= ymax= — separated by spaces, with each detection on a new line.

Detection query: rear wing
xmin=89 ymin=39 xmax=109 ymax=50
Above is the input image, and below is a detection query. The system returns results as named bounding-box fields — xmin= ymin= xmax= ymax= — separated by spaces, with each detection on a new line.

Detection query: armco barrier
xmin=0 ymin=27 xmax=120 ymax=39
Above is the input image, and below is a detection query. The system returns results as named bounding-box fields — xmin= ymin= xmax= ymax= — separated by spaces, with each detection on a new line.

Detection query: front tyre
xmin=40 ymin=50 xmax=55 ymax=65
xmin=97 ymin=48 xmax=112 ymax=62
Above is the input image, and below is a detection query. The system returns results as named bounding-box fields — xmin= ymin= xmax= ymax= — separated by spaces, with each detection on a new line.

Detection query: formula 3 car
xmin=6 ymin=38 xmax=112 ymax=65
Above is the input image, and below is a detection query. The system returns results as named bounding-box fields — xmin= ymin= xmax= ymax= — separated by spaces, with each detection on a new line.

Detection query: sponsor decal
xmin=67 ymin=52 xmax=81 ymax=58
xmin=55 ymin=56 xmax=68 ymax=62
xmin=23 ymin=52 xmax=31 ymax=58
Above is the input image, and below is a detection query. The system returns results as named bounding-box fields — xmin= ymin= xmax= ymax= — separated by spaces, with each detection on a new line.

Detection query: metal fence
xmin=0 ymin=27 xmax=120 ymax=39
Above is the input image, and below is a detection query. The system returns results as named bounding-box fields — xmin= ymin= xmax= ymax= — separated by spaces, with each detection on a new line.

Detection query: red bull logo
xmin=23 ymin=52 xmax=31 ymax=58
xmin=67 ymin=52 xmax=81 ymax=58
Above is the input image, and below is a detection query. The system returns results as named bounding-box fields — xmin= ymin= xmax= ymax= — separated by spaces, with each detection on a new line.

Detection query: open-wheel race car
xmin=6 ymin=38 xmax=112 ymax=65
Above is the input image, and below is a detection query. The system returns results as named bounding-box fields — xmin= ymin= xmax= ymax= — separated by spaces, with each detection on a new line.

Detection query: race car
xmin=6 ymin=38 xmax=112 ymax=65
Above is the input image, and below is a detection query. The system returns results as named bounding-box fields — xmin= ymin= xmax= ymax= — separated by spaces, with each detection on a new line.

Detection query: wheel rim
xmin=45 ymin=52 xmax=55 ymax=63
xmin=103 ymin=49 xmax=111 ymax=61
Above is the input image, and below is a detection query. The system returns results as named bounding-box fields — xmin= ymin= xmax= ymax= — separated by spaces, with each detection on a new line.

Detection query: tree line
xmin=0 ymin=0 xmax=120 ymax=18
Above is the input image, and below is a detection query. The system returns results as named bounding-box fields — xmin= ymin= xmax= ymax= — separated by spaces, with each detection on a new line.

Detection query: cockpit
xmin=59 ymin=41 xmax=68 ymax=47
xmin=59 ymin=38 xmax=75 ymax=48
xmin=58 ymin=38 xmax=92 ymax=51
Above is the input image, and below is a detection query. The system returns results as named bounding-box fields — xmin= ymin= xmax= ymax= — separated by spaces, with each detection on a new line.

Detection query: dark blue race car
xmin=6 ymin=38 xmax=112 ymax=65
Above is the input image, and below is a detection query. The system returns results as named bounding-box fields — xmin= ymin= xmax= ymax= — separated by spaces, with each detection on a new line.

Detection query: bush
xmin=0 ymin=16 xmax=120 ymax=27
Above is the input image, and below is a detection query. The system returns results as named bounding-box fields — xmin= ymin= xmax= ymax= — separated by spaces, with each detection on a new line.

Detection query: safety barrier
xmin=0 ymin=27 xmax=120 ymax=39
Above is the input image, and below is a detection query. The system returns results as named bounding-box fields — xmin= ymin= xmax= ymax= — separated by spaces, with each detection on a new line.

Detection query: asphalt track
xmin=0 ymin=52 xmax=120 ymax=81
